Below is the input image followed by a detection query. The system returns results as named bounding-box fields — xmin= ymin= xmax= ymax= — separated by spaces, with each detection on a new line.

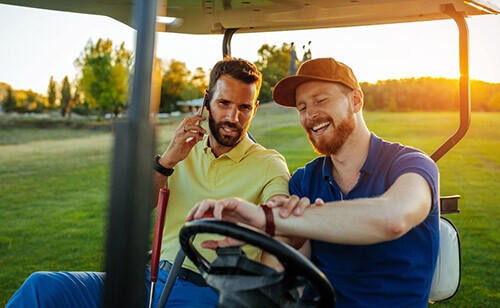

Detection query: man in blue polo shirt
xmin=189 ymin=57 xmax=440 ymax=307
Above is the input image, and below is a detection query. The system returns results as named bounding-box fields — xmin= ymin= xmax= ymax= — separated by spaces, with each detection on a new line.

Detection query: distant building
xmin=176 ymin=97 xmax=204 ymax=113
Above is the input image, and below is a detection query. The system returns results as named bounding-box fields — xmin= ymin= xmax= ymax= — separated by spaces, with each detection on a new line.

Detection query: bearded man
xmin=7 ymin=58 xmax=290 ymax=308
xmin=189 ymin=58 xmax=440 ymax=307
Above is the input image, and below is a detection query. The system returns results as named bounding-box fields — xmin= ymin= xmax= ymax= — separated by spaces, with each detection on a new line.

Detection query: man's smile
xmin=311 ymin=121 xmax=331 ymax=134
xmin=221 ymin=124 xmax=238 ymax=135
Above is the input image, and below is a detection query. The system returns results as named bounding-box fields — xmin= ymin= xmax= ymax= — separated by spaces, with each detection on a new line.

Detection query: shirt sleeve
xmin=260 ymin=153 xmax=290 ymax=203
xmin=388 ymin=151 xmax=440 ymax=211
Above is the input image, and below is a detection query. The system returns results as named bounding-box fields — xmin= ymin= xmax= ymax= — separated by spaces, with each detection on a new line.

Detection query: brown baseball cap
xmin=272 ymin=57 xmax=360 ymax=107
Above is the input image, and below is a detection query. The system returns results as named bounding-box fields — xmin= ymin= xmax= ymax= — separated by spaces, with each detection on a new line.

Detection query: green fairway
xmin=1 ymin=105 xmax=499 ymax=306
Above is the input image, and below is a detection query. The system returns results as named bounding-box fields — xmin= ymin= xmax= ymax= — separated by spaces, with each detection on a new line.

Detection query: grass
xmin=1 ymin=104 xmax=499 ymax=306
xmin=0 ymin=127 xmax=107 ymax=145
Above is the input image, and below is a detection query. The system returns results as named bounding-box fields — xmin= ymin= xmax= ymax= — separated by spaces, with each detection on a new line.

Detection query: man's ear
xmin=351 ymin=89 xmax=363 ymax=113
xmin=252 ymin=100 xmax=260 ymax=117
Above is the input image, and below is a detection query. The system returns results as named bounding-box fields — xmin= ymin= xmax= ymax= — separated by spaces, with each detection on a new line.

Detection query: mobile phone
xmin=186 ymin=92 xmax=209 ymax=143
xmin=200 ymin=91 xmax=209 ymax=118
xmin=196 ymin=92 xmax=209 ymax=135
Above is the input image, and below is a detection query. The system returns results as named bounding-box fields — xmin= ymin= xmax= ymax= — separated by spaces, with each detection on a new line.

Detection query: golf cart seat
xmin=429 ymin=196 xmax=462 ymax=302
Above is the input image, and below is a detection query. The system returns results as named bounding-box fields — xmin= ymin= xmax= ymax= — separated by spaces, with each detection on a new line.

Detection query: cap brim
xmin=272 ymin=75 xmax=353 ymax=107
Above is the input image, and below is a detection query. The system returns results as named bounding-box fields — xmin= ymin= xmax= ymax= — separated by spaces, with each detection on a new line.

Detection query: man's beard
xmin=307 ymin=110 xmax=355 ymax=156
xmin=208 ymin=113 xmax=247 ymax=147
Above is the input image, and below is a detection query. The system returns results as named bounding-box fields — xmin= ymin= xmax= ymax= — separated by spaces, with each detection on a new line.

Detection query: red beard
xmin=307 ymin=110 xmax=355 ymax=155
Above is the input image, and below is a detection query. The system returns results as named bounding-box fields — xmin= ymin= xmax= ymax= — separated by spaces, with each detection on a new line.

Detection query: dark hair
xmin=207 ymin=57 xmax=262 ymax=103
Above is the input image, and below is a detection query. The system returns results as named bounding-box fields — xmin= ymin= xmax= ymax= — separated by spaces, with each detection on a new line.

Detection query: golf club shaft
xmin=148 ymin=281 xmax=155 ymax=308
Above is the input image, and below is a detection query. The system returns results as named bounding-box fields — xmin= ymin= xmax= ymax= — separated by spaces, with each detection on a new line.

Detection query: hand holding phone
xmin=185 ymin=92 xmax=208 ymax=142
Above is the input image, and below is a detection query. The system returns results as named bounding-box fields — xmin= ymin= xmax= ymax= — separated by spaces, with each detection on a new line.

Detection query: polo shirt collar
xmin=360 ymin=132 xmax=383 ymax=175
xmin=203 ymin=134 xmax=253 ymax=163
xmin=321 ymin=156 xmax=334 ymax=181
xmin=321 ymin=132 xmax=382 ymax=180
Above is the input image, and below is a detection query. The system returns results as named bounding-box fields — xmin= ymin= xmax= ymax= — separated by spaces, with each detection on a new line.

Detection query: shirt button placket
xmin=207 ymin=160 xmax=217 ymax=188
xmin=328 ymin=180 xmax=344 ymax=201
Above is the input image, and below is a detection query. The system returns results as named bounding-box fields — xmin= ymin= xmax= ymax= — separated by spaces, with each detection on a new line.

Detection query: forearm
xmin=273 ymin=173 xmax=431 ymax=245
xmin=273 ymin=197 xmax=405 ymax=245
xmin=151 ymin=171 xmax=167 ymax=209
xmin=151 ymin=154 xmax=177 ymax=209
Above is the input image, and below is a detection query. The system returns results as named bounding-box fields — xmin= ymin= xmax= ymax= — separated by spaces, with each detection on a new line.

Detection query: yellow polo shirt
xmin=160 ymin=134 xmax=290 ymax=272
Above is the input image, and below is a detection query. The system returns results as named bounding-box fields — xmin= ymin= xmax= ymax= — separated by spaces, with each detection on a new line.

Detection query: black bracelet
xmin=154 ymin=154 xmax=175 ymax=176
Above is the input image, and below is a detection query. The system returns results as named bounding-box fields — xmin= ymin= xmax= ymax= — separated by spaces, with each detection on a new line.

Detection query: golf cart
xmin=2 ymin=0 xmax=499 ymax=307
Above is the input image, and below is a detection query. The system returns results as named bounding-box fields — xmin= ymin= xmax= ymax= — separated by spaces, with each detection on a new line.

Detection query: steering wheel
xmin=179 ymin=219 xmax=335 ymax=308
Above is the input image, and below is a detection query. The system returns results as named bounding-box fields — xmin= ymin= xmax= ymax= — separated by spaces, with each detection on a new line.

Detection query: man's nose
xmin=306 ymin=105 xmax=319 ymax=120
xmin=226 ymin=106 xmax=240 ymax=123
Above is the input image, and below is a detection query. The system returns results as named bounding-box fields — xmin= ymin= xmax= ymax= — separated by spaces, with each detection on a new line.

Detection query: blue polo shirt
xmin=290 ymin=133 xmax=439 ymax=308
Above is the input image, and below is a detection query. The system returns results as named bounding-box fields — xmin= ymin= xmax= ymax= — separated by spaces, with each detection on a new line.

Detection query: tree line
xmin=1 ymin=76 xmax=81 ymax=116
xmin=0 ymin=39 xmax=209 ymax=117
xmin=361 ymin=78 xmax=500 ymax=112
xmin=253 ymin=42 xmax=500 ymax=112
xmin=1 ymin=40 xmax=499 ymax=116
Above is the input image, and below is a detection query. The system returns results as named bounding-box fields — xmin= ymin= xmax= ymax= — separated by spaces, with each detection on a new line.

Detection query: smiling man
xmin=7 ymin=58 xmax=290 ymax=308
xmin=189 ymin=58 xmax=440 ymax=307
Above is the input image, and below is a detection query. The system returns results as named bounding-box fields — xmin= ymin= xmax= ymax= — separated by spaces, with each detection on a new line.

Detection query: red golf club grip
xmin=151 ymin=188 xmax=170 ymax=283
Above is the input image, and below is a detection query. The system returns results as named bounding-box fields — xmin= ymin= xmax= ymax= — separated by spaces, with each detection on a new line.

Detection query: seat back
xmin=429 ymin=216 xmax=461 ymax=302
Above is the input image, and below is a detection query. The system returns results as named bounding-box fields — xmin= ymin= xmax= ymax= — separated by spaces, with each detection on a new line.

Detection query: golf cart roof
xmin=1 ymin=0 xmax=499 ymax=34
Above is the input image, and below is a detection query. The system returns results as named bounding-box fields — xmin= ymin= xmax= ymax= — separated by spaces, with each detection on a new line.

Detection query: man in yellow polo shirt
xmin=6 ymin=58 xmax=289 ymax=308
xmin=151 ymin=57 xmax=290 ymax=307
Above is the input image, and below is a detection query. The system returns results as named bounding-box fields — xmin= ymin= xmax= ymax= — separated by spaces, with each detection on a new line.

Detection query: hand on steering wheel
xmin=179 ymin=219 xmax=335 ymax=308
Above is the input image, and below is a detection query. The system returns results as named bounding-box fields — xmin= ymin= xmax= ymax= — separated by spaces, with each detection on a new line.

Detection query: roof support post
xmin=103 ymin=0 xmax=159 ymax=307
xmin=431 ymin=4 xmax=471 ymax=162
xmin=222 ymin=28 xmax=238 ymax=57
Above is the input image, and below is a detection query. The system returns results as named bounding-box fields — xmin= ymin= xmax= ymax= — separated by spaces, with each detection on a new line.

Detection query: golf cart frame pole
xmin=430 ymin=4 xmax=471 ymax=162
xmin=103 ymin=0 xmax=158 ymax=307
xmin=223 ymin=28 xmax=238 ymax=57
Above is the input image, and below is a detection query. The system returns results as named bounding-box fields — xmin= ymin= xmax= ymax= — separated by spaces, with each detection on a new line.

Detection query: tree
xmin=255 ymin=43 xmax=292 ymax=103
xmin=68 ymin=82 xmax=82 ymax=118
xmin=13 ymin=90 xmax=45 ymax=113
xmin=2 ymin=86 xmax=17 ymax=113
xmin=191 ymin=67 xmax=209 ymax=95
xmin=75 ymin=39 xmax=132 ymax=116
xmin=180 ymin=67 xmax=208 ymax=102
xmin=487 ymin=92 xmax=500 ymax=111
xmin=364 ymin=93 xmax=375 ymax=111
xmin=47 ymin=76 xmax=57 ymax=109
xmin=0 ymin=82 xmax=10 ymax=102
xmin=60 ymin=76 xmax=71 ymax=117
xmin=160 ymin=60 xmax=191 ymax=113
xmin=73 ymin=85 xmax=81 ymax=106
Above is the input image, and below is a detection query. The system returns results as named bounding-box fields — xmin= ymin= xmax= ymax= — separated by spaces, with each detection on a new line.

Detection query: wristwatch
xmin=154 ymin=154 xmax=175 ymax=176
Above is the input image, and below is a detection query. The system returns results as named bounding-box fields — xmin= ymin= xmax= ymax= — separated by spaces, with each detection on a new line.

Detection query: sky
xmin=1 ymin=3 xmax=500 ymax=94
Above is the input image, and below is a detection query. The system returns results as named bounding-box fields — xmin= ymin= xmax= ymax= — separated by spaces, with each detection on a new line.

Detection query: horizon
xmin=1 ymin=3 xmax=500 ymax=95
xmin=3 ymin=76 xmax=500 ymax=97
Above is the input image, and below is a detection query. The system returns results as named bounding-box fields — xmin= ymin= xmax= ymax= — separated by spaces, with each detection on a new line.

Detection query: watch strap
xmin=260 ymin=204 xmax=275 ymax=236
xmin=154 ymin=154 xmax=174 ymax=176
